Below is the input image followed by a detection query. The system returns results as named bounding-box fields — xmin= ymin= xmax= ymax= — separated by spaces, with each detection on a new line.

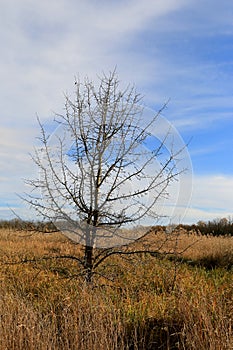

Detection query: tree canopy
xmin=23 ymin=70 xmax=192 ymax=281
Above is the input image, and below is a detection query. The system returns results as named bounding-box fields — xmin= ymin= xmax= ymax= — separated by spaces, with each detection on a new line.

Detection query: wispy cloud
xmin=184 ymin=174 xmax=233 ymax=223
xmin=1 ymin=1 xmax=233 ymax=222
xmin=0 ymin=0 xmax=190 ymax=126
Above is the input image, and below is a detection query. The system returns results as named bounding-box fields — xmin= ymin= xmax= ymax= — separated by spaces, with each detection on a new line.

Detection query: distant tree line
xmin=194 ymin=217 xmax=233 ymax=236
xmin=178 ymin=217 xmax=233 ymax=237
xmin=0 ymin=217 xmax=232 ymax=236
xmin=0 ymin=219 xmax=57 ymax=232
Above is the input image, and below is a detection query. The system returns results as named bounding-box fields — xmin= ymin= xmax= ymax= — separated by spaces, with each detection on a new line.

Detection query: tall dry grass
xmin=0 ymin=228 xmax=232 ymax=349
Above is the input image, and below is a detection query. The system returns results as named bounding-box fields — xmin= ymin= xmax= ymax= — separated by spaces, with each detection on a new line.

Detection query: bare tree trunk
xmin=84 ymin=245 xmax=93 ymax=283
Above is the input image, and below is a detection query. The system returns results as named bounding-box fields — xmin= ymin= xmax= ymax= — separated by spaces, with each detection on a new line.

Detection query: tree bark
xmin=84 ymin=245 xmax=93 ymax=283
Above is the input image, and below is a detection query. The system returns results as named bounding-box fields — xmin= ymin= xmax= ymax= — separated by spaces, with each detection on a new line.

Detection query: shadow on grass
xmin=124 ymin=317 xmax=183 ymax=350
xmin=166 ymin=252 xmax=233 ymax=271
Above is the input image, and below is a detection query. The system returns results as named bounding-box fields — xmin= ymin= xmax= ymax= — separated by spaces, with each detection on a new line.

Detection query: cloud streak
xmin=0 ymin=1 xmax=233 ymax=222
xmin=184 ymin=174 xmax=233 ymax=223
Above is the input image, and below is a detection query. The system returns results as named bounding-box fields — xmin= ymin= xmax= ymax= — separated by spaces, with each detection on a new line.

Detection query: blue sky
xmin=0 ymin=0 xmax=233 ymax=224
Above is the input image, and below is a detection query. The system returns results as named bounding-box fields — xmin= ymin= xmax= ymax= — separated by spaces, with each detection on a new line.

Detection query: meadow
xmin=0 ymin=227 xmax=232 ymax=349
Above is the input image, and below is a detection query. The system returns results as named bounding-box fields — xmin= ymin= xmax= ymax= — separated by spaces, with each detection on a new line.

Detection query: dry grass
xmin=0 ymin=228 xmax=232 ymax=349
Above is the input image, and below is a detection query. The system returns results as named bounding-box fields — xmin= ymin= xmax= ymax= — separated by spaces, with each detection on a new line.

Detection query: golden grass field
xmin=0 ymin=228 xmax=232 ymax=349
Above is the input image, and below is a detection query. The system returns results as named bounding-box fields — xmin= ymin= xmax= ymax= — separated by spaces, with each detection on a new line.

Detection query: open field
xmin=0 ymin=228 xmax=232 ymax=349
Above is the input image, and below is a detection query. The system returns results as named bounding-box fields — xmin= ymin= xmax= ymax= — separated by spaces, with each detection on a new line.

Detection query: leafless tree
xmin=23 ymin=70 xmax=186 ymax=282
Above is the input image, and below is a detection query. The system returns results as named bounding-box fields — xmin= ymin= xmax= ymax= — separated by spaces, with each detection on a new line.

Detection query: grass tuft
xmin=0 ymin=228 xmax=232 ymax=349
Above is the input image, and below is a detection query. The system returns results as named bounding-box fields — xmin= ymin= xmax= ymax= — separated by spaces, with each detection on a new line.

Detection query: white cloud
xmin=183 ymin=174 xmax=233 ymax=223
xmin=90 ymin=0 xmax=188 ymax=34
xmin=183 ymin=207 xmax=232 ymax=225
xmin=0 ymin=126 xmax=38 ymax=210
xmin=0 ymin=0 xmax=190 ymax=128
xmin=0 ymin=0 xmax=233 ymax=223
